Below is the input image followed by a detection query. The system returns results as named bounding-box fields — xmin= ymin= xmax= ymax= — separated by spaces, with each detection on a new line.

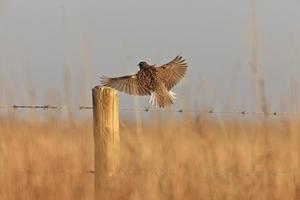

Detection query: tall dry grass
xmin=1 ymin=115 xmax=300 ymax=200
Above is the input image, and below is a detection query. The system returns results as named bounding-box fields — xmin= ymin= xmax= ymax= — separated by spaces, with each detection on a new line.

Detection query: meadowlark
xmin=100 ymin=56 xmax=188 ymax=108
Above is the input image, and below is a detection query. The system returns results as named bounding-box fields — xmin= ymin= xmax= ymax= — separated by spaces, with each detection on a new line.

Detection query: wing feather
xmin=100 ymin=74 xmax=150 ymax=96
xmin=157 ymin=55 xmax=188 ymax=90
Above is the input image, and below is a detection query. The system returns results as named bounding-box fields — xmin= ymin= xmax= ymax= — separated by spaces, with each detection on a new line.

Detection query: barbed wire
xmin=0 ymin=104 xmax=300 ymax=116
xmin=0 ymin=105 xmax=93 ymax=110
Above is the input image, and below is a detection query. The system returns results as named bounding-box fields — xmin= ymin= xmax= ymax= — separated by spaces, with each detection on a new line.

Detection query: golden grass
xmin=1 ymin=116 xmax=300 ymax=200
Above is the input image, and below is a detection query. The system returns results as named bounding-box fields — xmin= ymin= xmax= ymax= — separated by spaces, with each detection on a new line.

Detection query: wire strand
xmin=1 ymin=105 xmax=300 ymax=116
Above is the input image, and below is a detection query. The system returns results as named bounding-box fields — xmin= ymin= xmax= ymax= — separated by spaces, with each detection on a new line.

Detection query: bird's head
xmin=138 ymin=61 xmax=148 ymax=70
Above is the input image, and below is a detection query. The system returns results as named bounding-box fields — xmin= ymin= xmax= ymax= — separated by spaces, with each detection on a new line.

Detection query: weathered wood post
xmin=92 ymin=86 xmax=120 ymax=199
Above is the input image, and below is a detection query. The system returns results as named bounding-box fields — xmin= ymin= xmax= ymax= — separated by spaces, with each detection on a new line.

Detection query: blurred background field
xmin=1 ymin=111 xmax=300 ymax=199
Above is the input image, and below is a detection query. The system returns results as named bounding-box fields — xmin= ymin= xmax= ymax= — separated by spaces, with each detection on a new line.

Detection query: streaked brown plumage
xmin=100 ymin=56 xmax=188 ymax=108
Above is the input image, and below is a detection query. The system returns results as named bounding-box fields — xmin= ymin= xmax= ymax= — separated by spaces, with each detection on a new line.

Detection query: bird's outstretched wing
xmin=100 ymin=74 xmax=151 ymax=96
xmin=157 ymin=56 xmax=188 ymax=90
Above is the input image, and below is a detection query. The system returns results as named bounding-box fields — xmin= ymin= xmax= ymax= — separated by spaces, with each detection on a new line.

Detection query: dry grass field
xmin=1 ymin=114 xmax=300 ymax=200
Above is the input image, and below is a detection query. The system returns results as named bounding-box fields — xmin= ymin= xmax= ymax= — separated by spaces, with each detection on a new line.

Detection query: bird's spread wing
xmin=157 ymin=56 xmax=188 ymax=90
xmin=100 ymin=74 xmax=151 ymax=96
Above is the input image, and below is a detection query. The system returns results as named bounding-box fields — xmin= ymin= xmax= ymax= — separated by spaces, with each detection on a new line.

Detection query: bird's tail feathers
xmin=149 ymin=90 xmax=176 ymax=108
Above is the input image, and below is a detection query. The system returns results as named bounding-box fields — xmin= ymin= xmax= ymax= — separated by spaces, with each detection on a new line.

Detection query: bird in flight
xmin=100 ymin=56 xmax=188 ymax=108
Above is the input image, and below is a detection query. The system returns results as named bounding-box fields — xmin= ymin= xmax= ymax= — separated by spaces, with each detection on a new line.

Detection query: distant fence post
xmin=92 ymin=86 xmax=120 ymax=199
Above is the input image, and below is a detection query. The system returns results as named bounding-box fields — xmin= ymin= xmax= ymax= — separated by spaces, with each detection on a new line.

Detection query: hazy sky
xmin=0 ymin=0 xmax=300 ymax=111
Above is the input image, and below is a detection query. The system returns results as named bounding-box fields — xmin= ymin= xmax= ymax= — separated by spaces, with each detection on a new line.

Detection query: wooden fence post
xmin=92 ymin=86 xmax=120 ymax=199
